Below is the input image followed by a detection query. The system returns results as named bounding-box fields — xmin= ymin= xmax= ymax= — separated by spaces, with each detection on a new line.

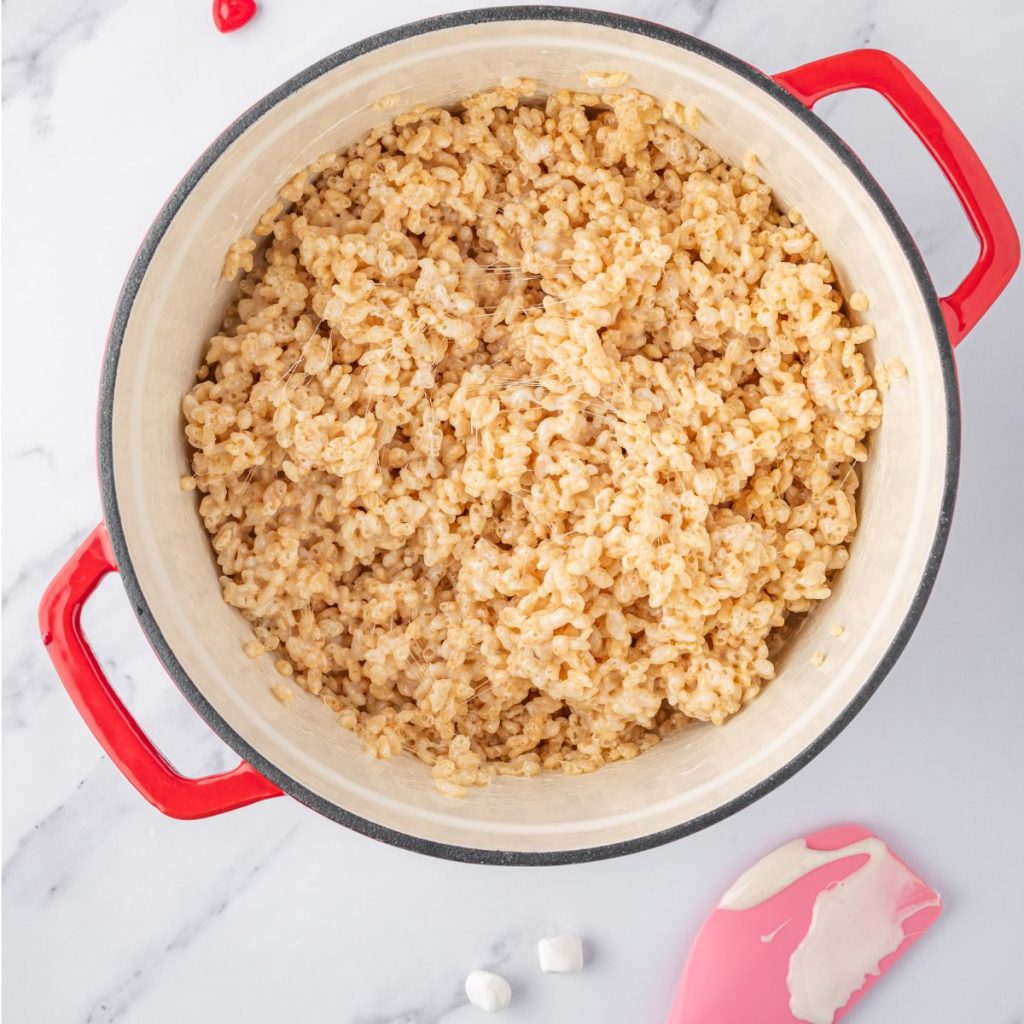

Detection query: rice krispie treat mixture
xmin=182 ymin=81 xmax=881 ymax=794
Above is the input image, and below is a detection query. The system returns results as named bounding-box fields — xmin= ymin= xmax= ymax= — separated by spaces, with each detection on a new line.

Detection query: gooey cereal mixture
xmin=183 ymin=82 xmax=881 ymax=794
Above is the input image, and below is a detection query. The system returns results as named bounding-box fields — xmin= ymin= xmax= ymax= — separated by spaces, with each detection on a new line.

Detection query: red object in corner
xmin=39 ymin=525 xmax=282 ymax=818
xmin=213 ymin=0 xmax=257 ymax=33
xmin=773 ymin=48 xmax=1019 ymax=347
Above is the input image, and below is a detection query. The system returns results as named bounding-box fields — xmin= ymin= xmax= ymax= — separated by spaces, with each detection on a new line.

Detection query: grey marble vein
xmin=2 ymin=0 xmax=128 ymax=122
xmin=2 ymin=644 xmax=64 ymax=729
xmin=639 ymin=0 xmax=723 ymax=37
xmin=352 ymin=986 xmax=466 ymax=1024
xmin=83 ymin=825 xmax=300 ymax=1024
xmin=2 ymin=523 xmax=90 ymax=609
xmin=5 ymin=445 xmax=55 ymax=466
xmin=2 ymin=526 xmax=96 ymax=733
xmin=2 ymin=762 xmax=124 ymax=899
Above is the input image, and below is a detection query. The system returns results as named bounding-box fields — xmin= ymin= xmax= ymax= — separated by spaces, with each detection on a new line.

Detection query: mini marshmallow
xmin=464 ymin=969 xmax=511 ymax=1012
xmin=537 ymin=934 xmax=584 ymax=973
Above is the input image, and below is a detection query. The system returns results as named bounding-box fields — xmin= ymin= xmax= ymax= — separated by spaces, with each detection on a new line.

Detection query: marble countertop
xmin=4 ymin=1 xmax=1023 ymax=1021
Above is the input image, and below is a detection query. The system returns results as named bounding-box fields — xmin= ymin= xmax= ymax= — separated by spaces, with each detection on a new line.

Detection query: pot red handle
xmin=39 ymin=524 xmax=282 ymax=818
xmin=773 ymin=48 xmax=1019 ymax=346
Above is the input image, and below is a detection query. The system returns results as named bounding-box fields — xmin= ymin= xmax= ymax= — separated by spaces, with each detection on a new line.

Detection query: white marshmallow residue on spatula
xmin=537 ymin=934 xmax=584 ymax=973
xmin=464 ymin=969 xmax=511 ymax=1012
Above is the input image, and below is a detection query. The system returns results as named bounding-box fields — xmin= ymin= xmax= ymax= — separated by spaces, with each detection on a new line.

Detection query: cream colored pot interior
xmin=110 ymin=18 xmax=950 ymax=853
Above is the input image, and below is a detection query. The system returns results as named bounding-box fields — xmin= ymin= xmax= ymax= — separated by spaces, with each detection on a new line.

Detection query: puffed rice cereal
xmin=183 ymin=82 xmax=882 ymax=794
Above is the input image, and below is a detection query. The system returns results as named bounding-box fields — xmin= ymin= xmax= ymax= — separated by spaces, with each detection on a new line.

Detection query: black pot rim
xmin=97 ymin=5 xmax=961 ymax=866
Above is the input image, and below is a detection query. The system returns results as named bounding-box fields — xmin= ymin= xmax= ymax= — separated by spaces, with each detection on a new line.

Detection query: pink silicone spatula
xmin=669 ymin=825 xmax=942 ymax=1024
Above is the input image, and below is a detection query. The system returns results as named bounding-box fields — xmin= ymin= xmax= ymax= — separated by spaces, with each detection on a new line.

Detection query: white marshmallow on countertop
xmin=464 ymin=969 xmax=511 ymax=1012
xmin=537 ymin=934 xmax=584 ymax=973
